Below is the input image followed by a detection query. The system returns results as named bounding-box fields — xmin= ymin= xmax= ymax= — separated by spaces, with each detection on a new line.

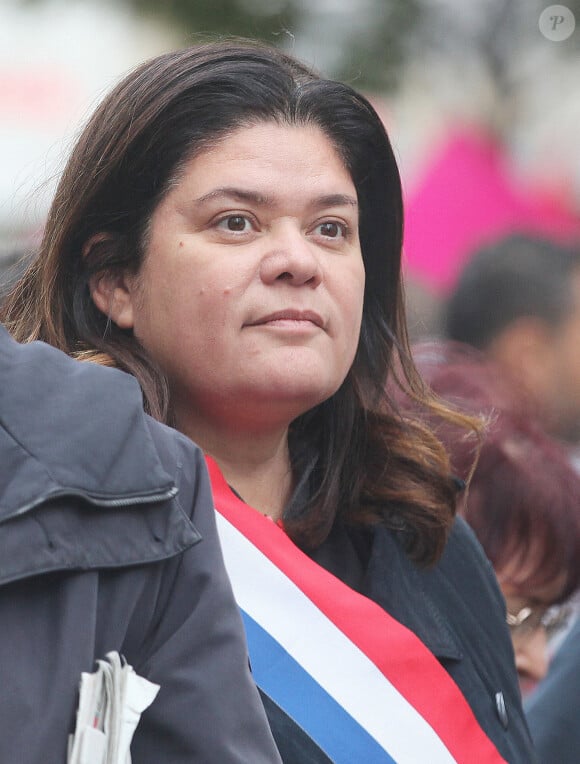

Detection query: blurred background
xmin=2 ymin=0 xmax=580 ymax=335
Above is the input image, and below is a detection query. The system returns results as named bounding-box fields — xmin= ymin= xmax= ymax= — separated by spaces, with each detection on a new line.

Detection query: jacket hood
xmin=0 ymin=326 xmax=176 ymax=523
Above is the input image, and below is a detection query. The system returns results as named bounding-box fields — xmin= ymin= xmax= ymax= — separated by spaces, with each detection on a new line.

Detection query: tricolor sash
xmin=207 ymin=457 xmax=506 ymax=764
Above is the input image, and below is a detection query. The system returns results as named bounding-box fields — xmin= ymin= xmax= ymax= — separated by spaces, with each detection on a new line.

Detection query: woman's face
xmin=111 ymin=122 xmax=365 ymax=435
xmin=501 ymin=572 xmax=568 ymax=697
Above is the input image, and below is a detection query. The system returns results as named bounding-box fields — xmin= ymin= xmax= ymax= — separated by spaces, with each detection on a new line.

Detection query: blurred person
xmin=524 ymin=613 xmax=580 ymax=763
xmin=0 ymin=324 xmax=281 ymax=764
xmin=1 ymin=41 xmax=536 ymax=762
xmin=444 ymin=233 xmax=580 ymax=449
xmin=408 ymin=340 xmax=580 ymax=697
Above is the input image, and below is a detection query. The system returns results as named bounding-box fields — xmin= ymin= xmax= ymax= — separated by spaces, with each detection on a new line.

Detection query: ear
xmin=89 ymin=270 xmax=135 ymax=329
xmin=84 ymin=235 xmax=136 ymax=330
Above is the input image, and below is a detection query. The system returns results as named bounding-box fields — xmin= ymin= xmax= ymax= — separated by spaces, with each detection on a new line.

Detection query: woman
xmin=2 ymin=41 xmax=535 ymax=762
xmin=407 ymin=341 xmax=580 ymax=697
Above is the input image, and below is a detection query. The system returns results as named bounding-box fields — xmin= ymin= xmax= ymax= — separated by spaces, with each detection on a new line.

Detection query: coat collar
xmin=0 ymin=326 xmax=176 ymax=523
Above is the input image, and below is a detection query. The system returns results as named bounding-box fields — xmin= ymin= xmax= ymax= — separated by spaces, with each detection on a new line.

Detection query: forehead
xmin=175 ymin=121 xmax=356 ymax=197
xmin=499 ymin=554 xmax=568 ymax=604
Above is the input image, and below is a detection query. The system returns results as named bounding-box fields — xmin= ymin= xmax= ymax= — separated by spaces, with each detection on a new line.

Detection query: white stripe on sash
xmin=216 ymin=513 xmax=458 ymax=763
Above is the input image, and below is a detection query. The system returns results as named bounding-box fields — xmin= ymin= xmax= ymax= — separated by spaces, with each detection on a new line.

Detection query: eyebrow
xmin=192 ymin=187 xmax=358 ymax=210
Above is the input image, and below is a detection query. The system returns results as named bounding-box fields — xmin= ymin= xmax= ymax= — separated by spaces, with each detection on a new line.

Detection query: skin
xmin=91 ymin=122 xmax=365 ymax=519
xmin=501 ymin=574 xmax=567 ymax=697
xmin=487 ymin=268 xmax=580 ymax=443
xmin=546 ymin=269 xmax=580 ymax=441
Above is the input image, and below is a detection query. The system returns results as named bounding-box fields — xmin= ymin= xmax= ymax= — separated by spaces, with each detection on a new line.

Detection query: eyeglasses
xmin=506 ymin=604 xmax=571 ymax=640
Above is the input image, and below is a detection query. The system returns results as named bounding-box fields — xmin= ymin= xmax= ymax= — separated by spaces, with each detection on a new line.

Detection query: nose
xmin=513 ymin=627 xmax=549 ymax=686
xmin=259 ymin=223 xmax=323 ymax=287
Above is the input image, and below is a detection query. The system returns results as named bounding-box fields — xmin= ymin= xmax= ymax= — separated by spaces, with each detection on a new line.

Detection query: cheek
xmin=139 ymin=251 xmax=223 ymax=320
xmin=328 ymin=272 xmax=365 ymax=377
xmin=340 ymin=267 xmax=365 ymax=337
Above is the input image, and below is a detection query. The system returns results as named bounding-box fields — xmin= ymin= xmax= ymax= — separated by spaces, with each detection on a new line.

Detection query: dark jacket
xmin=524 ymin=614 xmax=580 ymax=763
xmin=262 ymin=454 xmax=537 ymax=762
xmin=307 ymin=518 xmax=538 ymax=764
xmin=257 ymin=508 xmax=537 ymax=764
xmin=0 ymin=326 xmax=281 ymax=764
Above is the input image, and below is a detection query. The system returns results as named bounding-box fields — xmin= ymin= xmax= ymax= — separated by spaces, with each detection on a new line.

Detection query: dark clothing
xmin=246 ymin=451 xmax=537 ymax=762
xmin=273 ymin=452 xmax=536 ymax=762
xmin=525 ymin=615 xmax=580 ymax=763
xmin=256 ymin=519 xmax=536 ymax=764
xmin=0 ymin=327 xmax=281 ymax=764
xmin=306 ymin=520 xmax=538 ymax=764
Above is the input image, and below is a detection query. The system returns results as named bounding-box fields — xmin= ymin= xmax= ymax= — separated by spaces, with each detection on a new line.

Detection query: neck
xmin=178 ymin=417 xmax=293 ymax=521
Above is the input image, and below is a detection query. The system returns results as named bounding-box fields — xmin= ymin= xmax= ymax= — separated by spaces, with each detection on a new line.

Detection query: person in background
xmin=1 ymin=41 xmax=536 ymax=762
xmin=524 ymin=613 xmax=580 ymax=763
xmin=444 ymin=233 xmax=580 ymax=454
xmin=0 ymin=324 xmax=281 ymax=764
xmin=407 ymin=340 xmax=580 ymax=696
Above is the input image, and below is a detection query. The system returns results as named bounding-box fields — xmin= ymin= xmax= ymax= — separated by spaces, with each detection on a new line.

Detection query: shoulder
xmin=364 ymin=518 xmax=536 ymax=762
xmin=364 ymin=517 xmax=505 ymax=642
xmin=0 ymin=329 xmax=205 ymax=576
xmin=412 ymin=516 xmax=510 ymax=654
xmin=0 ymin=329 xmax=172 ymax=498
xmin=439 ymin=516 xmax=506 ymax=609
xmin=525 ymin=614 xmax=580 ymax=762
xmin=0 ymin=325 xmax=138 ymax=403
xmin=143 ymin=417 xmax=216 ymax=531
xmin=444 ymin=514 xmax=493 ymax=567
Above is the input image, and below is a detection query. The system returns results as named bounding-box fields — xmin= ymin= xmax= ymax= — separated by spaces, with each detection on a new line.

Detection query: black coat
xmin=308 ymin=519 xmax=538 ymax=764
xmin=264 ymin=450 xmax=537 ymax=762
xmin=265 ymin=505 xmax=538 ymax=762
xmin=0 ymin=327 xmax=281 ymax=764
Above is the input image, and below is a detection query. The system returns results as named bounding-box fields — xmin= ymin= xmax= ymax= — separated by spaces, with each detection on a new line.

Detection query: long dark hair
xmin=2 ymin=40 xmax=473 ymax=563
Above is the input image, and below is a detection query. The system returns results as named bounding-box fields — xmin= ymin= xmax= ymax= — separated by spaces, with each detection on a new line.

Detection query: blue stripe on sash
xmin=242 ymin=611 xmax=397 ymax=764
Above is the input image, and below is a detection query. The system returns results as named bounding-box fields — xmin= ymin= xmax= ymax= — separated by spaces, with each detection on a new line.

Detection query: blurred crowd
xmin=404 ymin=229 xmax=580 ymax=761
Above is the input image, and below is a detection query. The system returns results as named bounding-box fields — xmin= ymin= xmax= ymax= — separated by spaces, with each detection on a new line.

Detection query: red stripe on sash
xmin=207 ymin=456 xmax=507 ymax=763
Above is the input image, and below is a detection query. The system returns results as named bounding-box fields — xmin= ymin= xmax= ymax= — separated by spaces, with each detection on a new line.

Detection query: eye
xmin=314 ymin=221 xmax=348 ymax=239
xmin=216 ymin=214 xmax=253 ymax=233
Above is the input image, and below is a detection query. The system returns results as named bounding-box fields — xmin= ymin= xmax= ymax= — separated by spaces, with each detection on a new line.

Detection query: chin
xmin=244 ymin=375 xmax=341 ymax=419
xmin=258 ymin=361 xmax=345 ymax=399
xmin=269 ymin=381 xmax=336 ymax=408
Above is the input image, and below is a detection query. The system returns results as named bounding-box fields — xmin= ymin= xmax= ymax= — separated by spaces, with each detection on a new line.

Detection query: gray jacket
xmin=525 ymin=614 xmax=580 ymax=763
xmin=0 ymin=326 xmax=281 ymax=763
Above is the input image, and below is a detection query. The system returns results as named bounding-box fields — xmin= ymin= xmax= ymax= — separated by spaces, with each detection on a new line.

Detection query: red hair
xmin=408 ymin=341 xmax=580 ymax=600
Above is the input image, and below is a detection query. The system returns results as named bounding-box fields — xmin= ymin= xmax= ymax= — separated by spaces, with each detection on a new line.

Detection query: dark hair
xmin=2 ymin=40 xmax=475 ymax=563
xmin=410 ymin=340 xmax=580 ymax=601
xmin=445 ymin=233 xmax=580 ymax=349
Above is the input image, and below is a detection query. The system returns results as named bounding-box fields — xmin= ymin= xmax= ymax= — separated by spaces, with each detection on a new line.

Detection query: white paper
xmin=68 ymin=652 xmax=160 ymax=764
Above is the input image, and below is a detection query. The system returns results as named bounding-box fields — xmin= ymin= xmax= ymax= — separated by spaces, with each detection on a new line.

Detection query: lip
xmin=246 ymin=309 xmax=325 ymax=328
